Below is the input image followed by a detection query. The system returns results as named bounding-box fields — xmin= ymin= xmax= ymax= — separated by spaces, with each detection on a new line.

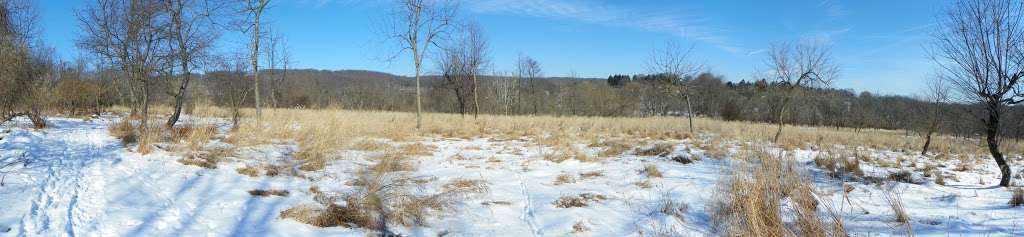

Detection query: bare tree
xmin=463 ymin=23 xmax=487 ymax=119
xmin=78 ymin=0 xmax=171 ymax=134
xmin=264 ymin=28 xmax=286 ymax=108
xmin=436 ymin=42 xmax=472 ymax=116
xmin=164 ymin=0 xmax=220 ymax=127
xmin=0 ymin=0 xmax=47 ymax=127
xmin=240 ymin=0 xmax=269 ymax=122
xmin=647 ymin=41 xmax=700 ymax=133
xmin=765 ymin=41 xmax=838 ymax=142
xmin=932 ymin=0 xmax=1024 ymax=187
xmin=920 ymin=76 xmax=950 ymax=156
xmin=384 ymin=0 xmax=458 ymax=129
xmin=493 ymin=70 xmax=519 ymax=115
xmin=516 ymin=55 xmax=542 ymax=115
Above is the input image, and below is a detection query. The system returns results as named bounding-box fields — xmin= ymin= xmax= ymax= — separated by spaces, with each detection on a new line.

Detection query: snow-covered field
xmin=1 ymin=115 xmax=1022 ymax=236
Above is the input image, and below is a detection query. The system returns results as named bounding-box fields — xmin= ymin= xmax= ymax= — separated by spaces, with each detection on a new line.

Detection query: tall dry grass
xmin=212 ymin=108 xmax=1020 ymax=158
xmin=708 ymin=147 xmax=847 ymax=237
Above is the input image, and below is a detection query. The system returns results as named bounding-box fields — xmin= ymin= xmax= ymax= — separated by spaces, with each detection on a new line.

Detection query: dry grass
xmin=882 ymin=187 xmax=910 ymax=224
xmin=888 ymin=170 xmax=917 ymax=184
xmin=553 ymin=193 xmax=607 ymax=208
xmin=128 ymin=107 xmax=1019 ymax=158
xmin=655 ymin=193 xmax=688 ymax=221
xmin=349 ymin=139 xmax=391 ymax=151
xmin=282 ymin=149 xmax=485 ymax=233
xmin=1011 ymin=188 xmax=1024 ymax=207
xmin=554 ymin=173 xmax=576 ymax=185
xmin=579 ymin=170 xmax=604 ymax=179
xmin=572 ymin=221 xmax=590 ymax=233
xmin=369 ymin=150 xmax=415 ymax=175
xmin=398 ymin=143 xmax=434 ymax=157
xmin=592 ymin=139 xmax=635 ymax=157
xmin=543 ymin=145 xmax=594 ymax=163
xmin=814 ymin=151 xmax=864 ymax=178
xmin=637 ymin=143 xmax=675 ymax=156
xmin=177 ymin=147 xmax=233 ymax=169
xmin=237 ymin=166 xmax=261 ymax=177
xmin=109 ymin=119 xmax=137 ymax=145
xmin=640 ymin=164 xmax=663 ymax=178
xmin=708 ymin=148 xmax=846 ymax=237
xmin=169 ymin=124 xmax=218 ymax=152
xmin=249 ymin=189 xmax=290 ymax=197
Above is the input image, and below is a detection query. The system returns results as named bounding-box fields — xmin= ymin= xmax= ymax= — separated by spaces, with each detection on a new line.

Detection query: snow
xmin=1 ymin=115 xmax=1022 ymax=236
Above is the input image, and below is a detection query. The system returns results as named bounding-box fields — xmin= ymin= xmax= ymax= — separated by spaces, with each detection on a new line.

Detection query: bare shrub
xmin=553 ymin=193 xmax=607 ymax=208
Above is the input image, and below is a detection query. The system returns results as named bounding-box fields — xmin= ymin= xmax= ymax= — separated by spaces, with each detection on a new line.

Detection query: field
xmin=1 ymin=108 xmax=1022 ymax=236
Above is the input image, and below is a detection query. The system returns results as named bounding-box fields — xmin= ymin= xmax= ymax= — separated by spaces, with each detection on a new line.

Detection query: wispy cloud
xmin=465 ymin=0 xmax=747 ymax=54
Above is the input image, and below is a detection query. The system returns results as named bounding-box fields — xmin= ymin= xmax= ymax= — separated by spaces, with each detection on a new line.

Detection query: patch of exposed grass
xmin=640 ymin=164 xmax=663 ymax=178
xmin=553 ymin=193 xmax=607 ymax=208
xmin=637 ymin=143 xmax=674 ymax=157
xmin=554 ymin=173 xmax=576 ymax=185
xmin=237 ymin=166 xmax=261 ymax=177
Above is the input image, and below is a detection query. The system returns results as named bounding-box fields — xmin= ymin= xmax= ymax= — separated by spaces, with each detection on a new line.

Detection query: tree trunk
xmin=473 ymin=74 xmax=479 ymax=119
xmin=921 ymin=129 xmax=934 ymax=156
xmin=773 ymin=103 xmax=788 ymax=143
xmin=166 ymin=69 xmax=191 ymax=128
xmin=140 ymin=80 xmax=150 ymax=135
xmin=984 ymin=101 xmax=1012 ymax=187
xmin=684 ymin=93 xmax=694 ymax=134
xmin=252 ymin=10 xmax=262 ymax=125
xmin=415 ymin=60 xmax=422 ymax=130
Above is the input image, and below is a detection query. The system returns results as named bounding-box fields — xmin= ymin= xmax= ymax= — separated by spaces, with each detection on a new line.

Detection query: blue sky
xmin=37 ymin=0 xmax=946 ymax=96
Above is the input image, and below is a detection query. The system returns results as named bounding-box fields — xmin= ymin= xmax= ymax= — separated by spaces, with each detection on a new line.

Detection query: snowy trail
xmin=4 ymin=118 xmax=120 ymax=237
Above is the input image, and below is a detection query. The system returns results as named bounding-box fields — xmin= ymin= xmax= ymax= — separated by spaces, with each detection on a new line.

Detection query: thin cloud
xmin=465 ymin=0 xmax=745 ymax=54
